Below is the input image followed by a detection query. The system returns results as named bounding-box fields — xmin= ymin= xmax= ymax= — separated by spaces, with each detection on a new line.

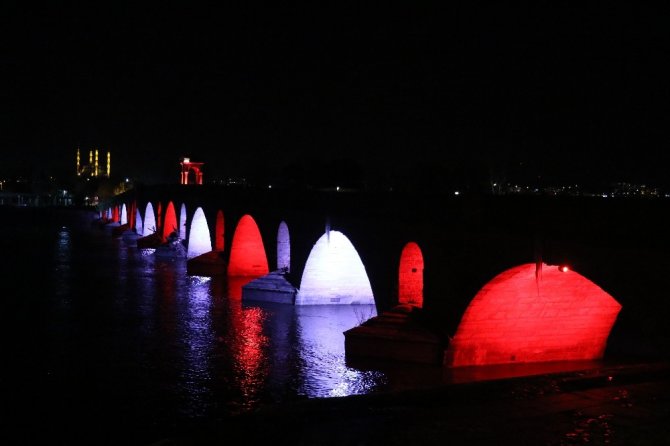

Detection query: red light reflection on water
xmin=234 ymin=306 xmax=269 ymax=399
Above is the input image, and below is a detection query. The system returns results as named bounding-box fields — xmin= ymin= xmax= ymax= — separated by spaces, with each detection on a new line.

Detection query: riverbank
xmin=151 ymin=359 xmax=670 ymax=445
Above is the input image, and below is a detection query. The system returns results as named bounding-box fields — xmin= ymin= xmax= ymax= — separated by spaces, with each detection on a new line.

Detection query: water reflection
xmin=214 ymin=275 xmax=271 ymax=411
xmin=114 ymin=240 xmax=395 ymax=418
xmin=180 ymin=274 xmax=215 ymax=416
xmin=295 ymin=305 xmax=386 ymax=398
xmin=233 ymin=306 xmax=269 ymax=401
xmin=52 ymin=226 xmax=71 ymax=299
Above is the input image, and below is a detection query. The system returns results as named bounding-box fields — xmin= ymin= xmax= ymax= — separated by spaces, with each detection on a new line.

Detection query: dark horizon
xmin=3 ymin=4 xmax=670 ymax=188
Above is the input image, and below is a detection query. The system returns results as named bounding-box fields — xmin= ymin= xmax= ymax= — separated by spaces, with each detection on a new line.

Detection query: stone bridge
xmin=100 ymin=184 xmax=670 ymax=366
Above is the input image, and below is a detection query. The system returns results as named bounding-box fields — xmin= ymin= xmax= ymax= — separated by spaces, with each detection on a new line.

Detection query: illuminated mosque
xmin=76 ymin=147 xmax=110 ymax=178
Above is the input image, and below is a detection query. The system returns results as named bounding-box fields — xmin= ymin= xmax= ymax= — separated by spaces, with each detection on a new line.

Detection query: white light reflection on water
xmin=117 ymin=241 xmax=392 ymax=419
xmin=179 ymin=274 xmax=216 ymax=416
xmin=139 ymin=248 xmax=156 ymax=257
xmin=295 ymin=305 xmax=387 ymax=398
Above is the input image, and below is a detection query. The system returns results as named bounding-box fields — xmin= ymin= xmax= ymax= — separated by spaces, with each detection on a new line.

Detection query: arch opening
xmin=187 ymin=207 xmax=212 ymax=259
xmin=398 ymin=242 xmax=424 ymax=308
xmin=214 ymin=210 xmax=225 ymax=251
xmin=445 ymin=263 xmax=623 ymax=367
xmin=227 ymin=214 xmax=268 ymax=277
xmin=120 ymin=204 xmax=127 ymax=225
xmin=162 ymin=201 xmax=178 ymax=242
xmin=295 ymin=230 xmax=375 ymax=306
xmin=276 ymin=221 xmax=290 ymax=272
xmin=179 ymin=203 xmax=187 ymax=240
xmin=144 ymin=203 xmax=156 ymax=234
xmin=135 ymin=208 xmax=144 ymax=235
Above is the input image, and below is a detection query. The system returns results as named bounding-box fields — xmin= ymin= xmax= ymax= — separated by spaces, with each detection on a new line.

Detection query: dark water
xmin=5 ymin=206 xmax=632 ymax=444
xmin=2 ymin=207 xmax=431 ymax=443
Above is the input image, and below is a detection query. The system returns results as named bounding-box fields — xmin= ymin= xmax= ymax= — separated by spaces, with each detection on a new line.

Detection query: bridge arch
xmin=128 ymin=201 xmax=136 ymax=230
xmin=398 ymin=241 xmax=424 ymax=308
xmin=162 ymin=201 xmax=178 ymax=241
xmin=144 ymin=202 xmax=157 ymax=235
xmin=120 ymin=204 xmax=128 ymax=225
xmin=179 ymin=203 xmax=187 ymax=240
xmin=135 ymin=207 xmax=144 ymax=235
xmin=227 ymin=214 xmax=269 ymax=277
xmin=277 ymin=221 xmax=290 ymax=272
xmin=214 ymin=210 xmax=225 ymax=251
xmin=444 ymin=263 xmax=622 ymax=367
xmin=295 ymin=230 xmax=375 ymax=305
xmin=155 ymin=202 xmax=163 ymax=235
xmin=187 ymin=207 xmax=212 ymax=259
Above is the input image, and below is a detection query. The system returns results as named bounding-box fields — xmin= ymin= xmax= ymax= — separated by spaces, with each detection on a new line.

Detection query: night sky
xmin=3 ymin=4 xmax=670 ymax=188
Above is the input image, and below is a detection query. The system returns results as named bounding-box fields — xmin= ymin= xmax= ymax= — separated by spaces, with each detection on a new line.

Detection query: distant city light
xmin=454 ymin=191 xmax=460 ymax=196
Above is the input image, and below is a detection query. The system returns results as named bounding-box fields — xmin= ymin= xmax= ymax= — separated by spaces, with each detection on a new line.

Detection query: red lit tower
xmin=180 ymin=157 xmax=204 ymax=185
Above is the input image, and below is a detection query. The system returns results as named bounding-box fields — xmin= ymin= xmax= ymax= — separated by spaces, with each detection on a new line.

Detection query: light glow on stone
xmin=398 ymin=241 xmax=424 ymax=307
xmin=277 ymin=221 xmax=290 ymax=272
xmin=162 ymin=201 xmax=178 ymax=241
xmin=295 ymin=230 xmax=375 ymax=305
xmin=144 ymin=202 xmax=156 ymax=234
xmin=187 ymin=207 xmax=212 ymax=259
xmin=179 ymin=203 xmax=187 ymax=240
xmin=227 ymin=214 xmax=269 ymax=277
xmin=135 ymin=208 xmax=143 ymax=235
xmin=445 ymin=263 xmax=622 ymax=367
xmin=120 ymin=204 xmax=127 ymax=225
xmin=215 ymin=210 xmax=224 ymax=251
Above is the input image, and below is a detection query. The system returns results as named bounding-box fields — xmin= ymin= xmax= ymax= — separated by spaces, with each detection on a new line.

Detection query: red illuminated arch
xmin=398 ymin=242 xmax=424 ymax=307
xmin=155 ymin=202 xmax=163 ymax=234
xmin=227 ymin=214 xmax=269 ymax=277
xmin=112 ymin=206 xmax=119 ymax=222
xmin=162 ymin=201 xmax=178 ymax=241
xmin=445 ymin=263 xmax=622 ymax=367
xmin=129 ymin=201 xmax=137 ymax=230
xmin=215 ymin=210 xmax=225 ymax=251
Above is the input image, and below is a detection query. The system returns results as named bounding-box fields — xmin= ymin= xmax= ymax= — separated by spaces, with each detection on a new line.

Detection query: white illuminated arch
xmin=120 ymin=204 xmax=127 ymax=225
xmin=179 ymin=203 xmax=187 ymax=241
xmin=144 ymin=203 xmax=156 ymax=234
xmin=296 ymin=230 xmax=375 ymax=305
xmin=187 ymin=207 xmax=212 ymax=259
xmin=277 ymin=221 xmax=290 ymax=272
xmin=135 ymin=208 xmax=143 ymax=235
